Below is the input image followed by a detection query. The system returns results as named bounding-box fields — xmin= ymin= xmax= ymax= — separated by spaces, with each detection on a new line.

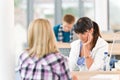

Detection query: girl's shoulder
xmin=97 ymin=37 xmax=108 ymax=46
xmin=19 ymin=50 xmax=29 ymax=61
xmin=93 ymin=37 xmax=108 ymax=50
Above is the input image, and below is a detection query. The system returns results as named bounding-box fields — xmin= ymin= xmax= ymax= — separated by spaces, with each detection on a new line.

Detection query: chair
xmin=59 ymin=48 xmax=71 ymax=56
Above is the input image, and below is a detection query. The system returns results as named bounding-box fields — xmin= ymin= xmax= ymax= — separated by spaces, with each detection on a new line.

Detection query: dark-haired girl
xmin=69 ymin=17 xmax=108 ymax=71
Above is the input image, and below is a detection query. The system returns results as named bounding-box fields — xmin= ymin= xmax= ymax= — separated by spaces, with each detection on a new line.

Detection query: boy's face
xmin=63 ymin=22 xmax=74 ymax=32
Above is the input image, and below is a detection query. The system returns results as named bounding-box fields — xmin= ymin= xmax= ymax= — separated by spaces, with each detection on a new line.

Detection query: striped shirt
xmin=16 ymin=51 xmax=72 ymax=80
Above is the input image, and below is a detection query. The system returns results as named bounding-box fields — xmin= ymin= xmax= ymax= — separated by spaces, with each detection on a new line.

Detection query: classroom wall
xmin=0 ymin=0 xmax=15 ymax=80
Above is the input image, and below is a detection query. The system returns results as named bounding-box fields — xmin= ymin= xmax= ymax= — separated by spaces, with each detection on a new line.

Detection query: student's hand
xmin=83 ymin=32 xmax=93 ymax=46
xmin=72 ymin=75 xmax=78 ymax=80
xmin=82 ymin=31 xmax=93 ymax=52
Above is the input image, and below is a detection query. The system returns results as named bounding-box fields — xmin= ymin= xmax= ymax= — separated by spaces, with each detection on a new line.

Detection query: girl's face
xmin=77 ymin=31 xmax=89 ymax=43
xmin=77 ymin=28 xmax=93 ymax=43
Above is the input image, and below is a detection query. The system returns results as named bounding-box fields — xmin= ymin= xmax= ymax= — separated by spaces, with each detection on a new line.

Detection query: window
xmin=83 ymin=0 xmax=95 ymax=20
xmin=62 ymin=0 xmax=79 ymax=18
xmin=62 ymin=0 xmax=95 ymax=20
xmin=14 ymin=0 xmax=27 ymax=64
xmin=15 ymin=0 xmax=27 ymax=28
xmin=34 ymin=0 xmax=55 ymax=26
xmin=109 ymin=0 xmax=120 ymax=32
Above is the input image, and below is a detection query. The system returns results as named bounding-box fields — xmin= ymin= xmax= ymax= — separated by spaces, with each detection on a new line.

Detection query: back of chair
xmin=59 ymin=48 xmax=71 ymax=56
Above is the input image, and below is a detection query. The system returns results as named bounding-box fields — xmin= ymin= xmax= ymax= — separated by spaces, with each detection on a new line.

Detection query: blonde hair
xmin=27 ymin=19 xmax=58 ymax=58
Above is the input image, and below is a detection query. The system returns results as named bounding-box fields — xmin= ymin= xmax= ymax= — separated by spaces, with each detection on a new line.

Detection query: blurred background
xmin=14 ymin=0 xmax=120 ymax=63
xmin=0 ymin=0 xmax=120 ymax=80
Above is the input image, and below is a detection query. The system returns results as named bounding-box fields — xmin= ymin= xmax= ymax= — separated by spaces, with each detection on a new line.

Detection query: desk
xmin=56 ymin=42 xmax=70 ymax=48
xmin=108 ymin=43 xmax=120 ymax=55
xmin=72 ymin=71 xmax=120 ymax=80
xmin=101 ymin=32 xmax=115 ymax=42
xmin=101 ymin=32 xmax=120 ymax=43
xmin=57 ymin=43 xmax=120 ymax=55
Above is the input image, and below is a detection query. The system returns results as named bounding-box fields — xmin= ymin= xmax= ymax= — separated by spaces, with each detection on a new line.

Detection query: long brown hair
xmin=92 ymin=21 xmax=101 ymax=49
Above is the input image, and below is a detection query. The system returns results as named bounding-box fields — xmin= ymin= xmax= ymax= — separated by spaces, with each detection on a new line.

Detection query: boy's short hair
xmin=63 ymin=14 xmax=75 ymax=24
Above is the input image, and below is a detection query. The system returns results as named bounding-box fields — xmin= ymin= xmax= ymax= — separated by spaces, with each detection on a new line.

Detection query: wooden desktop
xmin=101 ymin=32 xmax=120 ymax=43
xmin=71 ymin=71 xmax=120 ymax=80
xmin=109 ymin=43 xmax=120 ymax=55
xmin=57 ymin=42 xmax=120 ymax=55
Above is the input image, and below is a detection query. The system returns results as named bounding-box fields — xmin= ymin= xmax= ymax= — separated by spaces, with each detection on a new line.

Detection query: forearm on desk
xmin=83 ymin=46 xmax=93 ymax=69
